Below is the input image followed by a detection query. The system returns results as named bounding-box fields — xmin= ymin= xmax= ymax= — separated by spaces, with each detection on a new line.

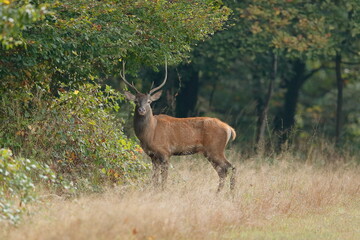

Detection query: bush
xmin=0 ymin=82 xmax=150 ymax=194
xmin=0 ymin=148 xmax=55 ymax=224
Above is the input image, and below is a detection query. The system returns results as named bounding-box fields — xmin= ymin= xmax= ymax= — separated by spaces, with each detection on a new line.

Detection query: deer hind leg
xmin=230 ymin=165 xmax=236 ymax=191
xmin=206 ymin=155 xmax=235 ymax=192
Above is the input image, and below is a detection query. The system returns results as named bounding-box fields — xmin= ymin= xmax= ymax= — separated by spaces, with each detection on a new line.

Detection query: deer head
xmin=120 ymin=61 xmax=167 ymax=116
xmin=124 ymin=91 xmax=162 ymax=116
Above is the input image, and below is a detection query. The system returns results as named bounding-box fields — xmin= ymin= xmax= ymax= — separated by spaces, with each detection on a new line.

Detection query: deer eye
xmin=147 ymin=100 xmax=151 ymax=104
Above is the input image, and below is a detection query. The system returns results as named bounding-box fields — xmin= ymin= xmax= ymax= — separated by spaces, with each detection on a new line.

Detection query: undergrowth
xmin=0 ymin=82 xmax=150 ymax=223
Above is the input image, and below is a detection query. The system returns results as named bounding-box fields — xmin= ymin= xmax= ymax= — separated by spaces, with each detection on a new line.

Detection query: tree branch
xmin=298 ymin=66 xmax=323 ymax=86
xmin=341 ymin=61 xmax=360 ymax=65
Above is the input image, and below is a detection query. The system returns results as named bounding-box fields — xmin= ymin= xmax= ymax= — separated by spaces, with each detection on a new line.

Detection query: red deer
xmin=121 ymin=62 xmax=236 ymax=192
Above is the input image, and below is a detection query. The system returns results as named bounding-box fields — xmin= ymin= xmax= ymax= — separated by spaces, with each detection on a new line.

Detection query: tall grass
xmin=2 ymin=152 xmax=360 ymax=240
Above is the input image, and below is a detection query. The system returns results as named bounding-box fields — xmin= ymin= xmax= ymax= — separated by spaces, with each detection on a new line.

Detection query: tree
xmin=324 ymin=0 xmax=360 ymax=145
xmin=0 ymin=0 xmax=230 ymax=91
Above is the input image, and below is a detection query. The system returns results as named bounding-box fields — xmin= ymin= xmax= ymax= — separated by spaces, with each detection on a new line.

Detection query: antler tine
xmin=120 ymin=61 xmax=140 ymax=93
xmin=149 ymin=58 xmax=168 ymax=95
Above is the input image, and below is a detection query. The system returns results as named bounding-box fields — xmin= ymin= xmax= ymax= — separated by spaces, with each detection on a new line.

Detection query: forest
xmin=1 ymin=0 xmax=360 ymax=239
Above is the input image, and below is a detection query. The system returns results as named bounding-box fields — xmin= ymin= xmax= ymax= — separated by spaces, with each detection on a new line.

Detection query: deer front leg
xmin=151 ymin=157 xmax=161 ymax=188
xmin=160 ymin=159 xmax=169 ymax=190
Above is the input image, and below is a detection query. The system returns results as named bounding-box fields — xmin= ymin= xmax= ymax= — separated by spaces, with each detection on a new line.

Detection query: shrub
xmin=0 ymin=148 xmax=55 ymax=224
xmin=0 ymin=82 xmax=150 ymax=194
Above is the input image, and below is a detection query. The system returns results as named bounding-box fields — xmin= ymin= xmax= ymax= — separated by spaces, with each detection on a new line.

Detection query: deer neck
xmin=133 ymin=107 xmax=156 ymax=144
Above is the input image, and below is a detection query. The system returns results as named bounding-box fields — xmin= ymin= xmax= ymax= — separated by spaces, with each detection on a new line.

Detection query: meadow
xmin=1 ymin=151 xmax=360 ymax=240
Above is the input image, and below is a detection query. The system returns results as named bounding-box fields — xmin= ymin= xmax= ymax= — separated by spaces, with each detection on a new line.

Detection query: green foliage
xmin=0 ymin=0 xmax=47 ymax=48
xmin=0 ymin=148 xmax=55 ymax=224
xmin=45 ymin=83 xmax=150 ymax=188
xmin=0 ymin=0 xmax=230 ymax=86
xmin=300 ymin=82 xmax=360 ymax=150
xmin=0 ymin=82 xmax=150 ymax=194
xmin=240 ymin=1 xmax=330 ymax=55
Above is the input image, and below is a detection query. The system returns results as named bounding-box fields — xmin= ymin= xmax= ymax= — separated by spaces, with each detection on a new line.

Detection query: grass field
xmin=2 ymin=153 xmax=360 ymax=240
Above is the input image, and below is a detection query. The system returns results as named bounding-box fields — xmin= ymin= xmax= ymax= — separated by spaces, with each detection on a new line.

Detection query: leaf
xmin=88 ymin=120 xmax=96 ymax=126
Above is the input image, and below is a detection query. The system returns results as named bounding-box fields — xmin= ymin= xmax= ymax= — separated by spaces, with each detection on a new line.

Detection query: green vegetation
xmin=0 ymin=0 xmax=47 ymax=48
xmin=0 ymin=82 xmax=149 ymax=222
xmin=1 ymin=82 xmax=149 ymax=188
xmin=0 ymin=148 xmax=55 ymax=224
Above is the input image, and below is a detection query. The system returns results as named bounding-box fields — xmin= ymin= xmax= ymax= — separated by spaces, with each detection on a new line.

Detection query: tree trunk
xmin=175 ymin=63 xmax=199 ymax=118
xmin=274 ymin=60 xmax=323 ymax=151
xmin=335 ymin=52 xmax=343 ymax=146
xmin=256 ymin=54 xmax=277 ymax=153
xmin=274 ymin=61 xmax=305 ymax=150
xmin=208 ymin=82 xmax=217 ymax=109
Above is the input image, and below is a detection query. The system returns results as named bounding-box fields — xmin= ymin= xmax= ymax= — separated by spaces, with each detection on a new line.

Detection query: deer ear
xmin=150 ymin=90 xmax=162 ymax=102
xmin=124 ymin=91 xmax=136 ymax=101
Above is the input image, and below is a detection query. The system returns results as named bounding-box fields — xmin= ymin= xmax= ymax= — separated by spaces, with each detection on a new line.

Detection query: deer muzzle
xmin=138 ymin=107 xmax=146 ymax=115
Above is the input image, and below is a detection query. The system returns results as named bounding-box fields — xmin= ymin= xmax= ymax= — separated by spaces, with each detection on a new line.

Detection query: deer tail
xmin=230 ymin=127 xmax=236 ymax=141
xmin=226 ymin=126 xmax=236 ymax=144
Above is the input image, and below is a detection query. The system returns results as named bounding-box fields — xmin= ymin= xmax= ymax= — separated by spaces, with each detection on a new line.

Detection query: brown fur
xmin=125 ymin=92 xmax=236 ymax=192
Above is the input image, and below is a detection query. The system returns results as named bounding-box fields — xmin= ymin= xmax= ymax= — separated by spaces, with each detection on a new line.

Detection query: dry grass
xmin=2 ymin=153 xmax=360 ymax=240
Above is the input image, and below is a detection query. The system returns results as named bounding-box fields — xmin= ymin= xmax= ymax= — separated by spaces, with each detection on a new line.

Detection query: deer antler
xmin=120 ymin=61 xmax=140 ymax=93
xmin=149 ymin=58 xmax=168 ymax=95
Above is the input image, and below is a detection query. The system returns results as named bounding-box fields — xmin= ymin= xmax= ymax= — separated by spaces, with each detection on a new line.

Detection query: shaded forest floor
xmin=2 ymin=154 xmax=360 ymax=240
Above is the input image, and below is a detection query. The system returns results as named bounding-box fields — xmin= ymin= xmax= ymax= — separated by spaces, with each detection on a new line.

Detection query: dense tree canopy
xmin=0 ymin=0 xmax=230 ymax=87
